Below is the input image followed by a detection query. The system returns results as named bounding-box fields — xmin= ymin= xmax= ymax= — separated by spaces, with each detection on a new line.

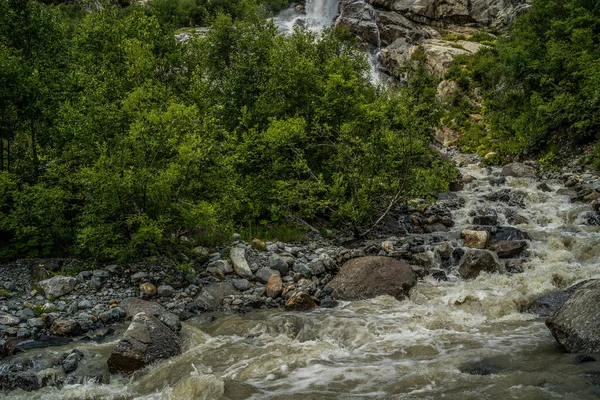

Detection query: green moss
xmin=0 ymin=289 xmax=11 ymax=297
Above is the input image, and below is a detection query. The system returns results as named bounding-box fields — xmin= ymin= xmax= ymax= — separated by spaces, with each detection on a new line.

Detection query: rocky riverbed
xmin=1 ymin=151 xmax=600 ymax=398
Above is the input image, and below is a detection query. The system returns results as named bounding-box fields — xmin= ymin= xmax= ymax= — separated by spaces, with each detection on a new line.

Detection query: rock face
xmin=546 ymin=280 xmax=600 ymax=353
xmin=336 ymin=0 xmax=530 ymax=77
xmin=38 ymin=276 xmax=77 ymax=298
xmin=107 ymin=312 xmax=181 ymax=374
xmin=457 ymin=249 xmax=504 ymax=279
xmin=325 ymin=256 xmax=417 ymax=300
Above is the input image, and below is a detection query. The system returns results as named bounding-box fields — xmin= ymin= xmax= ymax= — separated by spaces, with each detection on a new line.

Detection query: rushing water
xmin=4 ymin=157 xmax=600 ymax=399
xmin=274 ymin=0 xmax=340 ymax=35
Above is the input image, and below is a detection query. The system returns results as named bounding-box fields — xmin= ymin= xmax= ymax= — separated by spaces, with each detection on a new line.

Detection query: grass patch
xmin=239 ymin=222 xmax=308 ymax=244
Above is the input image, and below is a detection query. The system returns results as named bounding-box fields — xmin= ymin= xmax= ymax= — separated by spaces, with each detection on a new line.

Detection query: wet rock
xmin=574 ymin=354 xmax=596 ymax=364
xmin=461 ymin=229 xmax=490 ymax=249
xmin=120 ymin=297 xmax=166 ymax=320
xmin=457 ymin=249 xmax=504 ymax=280
xmin=471 ymin=208 xmax=498 ymax=226
xmin=493 ymin=240 xmax=527 ymax=258
xmin=284 ymin=291 xmax=316 ymax=311
xmin=230 ymin=248 xmax=253 ymax=279
xmin=537 ymin=182 xmax=552 ymax=192
xmin=265 ymin=275 xmax=283 ymax=298
xmin=320 ymin=297 xmax=339 ymax=308
xmin=546 ymin=280 xmax=600 ymax=353
xmin=412 ymin=251 xmax=437 ymax=269
xmin=501 ymin=162 xmax=536 ymax=178
xmin=0 ymin=372 xmax=40 ymax=391
xmin=2 ymin=336 xmax=72 ymax=357
xmin=255 ymin=267 xmax=280 ymax=284
xmin=491 ymin=227 xmax=531 ymax=244
xmin=325 ymin=256 xmax=417 ymax=301
xmin=139 ymin=282 xmax=157 ymax=296
xmin=107 ymin=312 xmax=181 ymax=374
xmin=62 ymin=351 xmax=82 ymax=373
xmin=158 ymin=312 xmax=182 ymax=333
xmin=38 ymin=276 xmax=77 ymax=298
xmin=50 ymin=319 xmax=81 ymax=337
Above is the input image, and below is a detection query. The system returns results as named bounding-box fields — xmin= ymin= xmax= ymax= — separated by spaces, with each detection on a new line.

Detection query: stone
xmin=0 ymin=311 xmax=20 ymax=326
xmin=268 ymin=254 xmax=289 ymax=275
xmin=255 ymin=267 xmax=280 ymax=284
xmin=120 ymin=297 xmax=166 ymax=320
xmin=194 ymin=282 xmax=235 ymax=311
xmin=472 ymin=208 xmax=498 ymax=226
xmin=573 ymin=354 xmax=596 ymax=364
xmin=493 ymin=240 xmax=527 ymax=258
xmin=90 ymin=276 xmax=103 ymax=291
xmin=78 ymin=299 xmax=93 ymax=310
xmin=230 ymin=248 xmax=253 ymax=278
xmin=412 ymin=251 xmax=437 ymax=269
xmin=284 ymin=291 xmax=316 ymax=311
xmin=457 ymin=249 xmax=504 ymax=280
xmin=537 ymin=182 xmax=552 ymax=192
xmin=50 ymin=319 xmax=82 ymax=336
xmin=38 ymin=276 xmax=77 ymax=299
xmin=320 ymin=297 xmax=339 ymax=308
xmin=232 ymin=279 xmax=251 ymax=291
xmin=158 ymin=312 xmax=182 ymax=332
xmin=192 ymin=246 xmax=210 ymax=260
xmin=526 ymin=280 xmax=594 ymax=318
xmin=251 ymin=238 xmax=266 ymax=251
xmin=501 ymin=162 xmax=537 ymax=178
xmin=265 ymin=275 xmax=283 ymax=298
xmin=62 ymin=351 xmax=82 ymax=373
xmin=0 ymin=372 xmax=41 ymax=392
xmin=461 ymin=229 xmax=490 ymax=249
xmin=27 ymin=317 xmax=45 ymax=328
xmin=546 ymin=280 xmax=600 ymax=353
xmin=92 ymin=269 xmax=109 ymax=279
xmin=107 ymin=312 xmax=181 ymax=374
xmin=157 ymin=285 xmax=174 ymax=297
xmin=491 ymin=227 xmax=531 ymax=244
xmin=325 ymin=256 xmax=417 ymax=301
xmin=131 ymin=272 xmax=148 ymax=283
xmin=207 ymin=260 xmax=232 ymax=277
xmin=139 ymin=282 xmax=157 ymax=296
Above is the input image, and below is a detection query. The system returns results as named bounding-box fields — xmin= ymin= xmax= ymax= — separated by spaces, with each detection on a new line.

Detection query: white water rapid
xmin=274 ymin=0 xmax=340 ymax=35
xmin=3 ymin=153 xmax=600 ymax=399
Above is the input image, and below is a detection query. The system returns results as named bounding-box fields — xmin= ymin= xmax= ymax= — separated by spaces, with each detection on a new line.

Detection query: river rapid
xmin=3 ymin=153 xmax=600 ymax=399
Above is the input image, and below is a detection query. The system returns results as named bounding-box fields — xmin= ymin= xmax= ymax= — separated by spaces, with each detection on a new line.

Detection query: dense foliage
xmin=445 ymin=0 xmax=600 ymax=163
xmin=0 ymin=0 xmax=454 ymax=261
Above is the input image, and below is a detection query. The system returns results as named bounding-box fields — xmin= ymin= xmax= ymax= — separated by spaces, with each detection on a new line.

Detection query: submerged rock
xmin=546 ymin=280 xmax=600 ymax=353
xmin=107 ymin=312 xmax=181 ymax=374
xmin=457 ymin=249 xmax=504 ymax=279
xmin=325 ymin=256 xmax=417 ymax=301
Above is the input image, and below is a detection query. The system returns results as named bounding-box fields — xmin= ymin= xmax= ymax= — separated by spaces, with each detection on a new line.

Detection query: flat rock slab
xmin=325 ymin=256 xmax=417 ymax=301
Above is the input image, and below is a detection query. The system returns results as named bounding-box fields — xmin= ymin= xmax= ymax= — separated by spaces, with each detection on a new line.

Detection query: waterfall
xmin=274 ymin=0 xmax=340 ymax=35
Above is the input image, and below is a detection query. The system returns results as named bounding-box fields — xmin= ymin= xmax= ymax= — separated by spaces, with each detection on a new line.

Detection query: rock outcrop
xmin=335 ymin=0 xmax=530 ymax=77
xmin=325 ymin=256 xmax=417 ymax=300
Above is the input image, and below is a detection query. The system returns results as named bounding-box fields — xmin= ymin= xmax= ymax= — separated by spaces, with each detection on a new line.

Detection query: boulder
xmin=457 ymin=249 xmax=504 ymax=279
xmin=230 ymin=248 xmax=253 ymax=278
xmin=255 ymin=267 xmax=280 ymax=284
xmin=501 ymin=162 xmax=537 ymax=178
xmin=0 ymin=311 xmax=20 ymax=326
xmin=546 ymin=280 xmax=600 ymax=353
xmin=284 ymin=291 xmax=316 ymax=311
xmin=50 ymin=319 xmax=81 ymax=336
xmin=251 ymin=238 xmax=266 ymax=251
xmin=120 ymin=297 xmax=166 ymax=320
xmin=461 ymin=229 xmax=490 ymax=249
xmin=491 ymin=227 xmax=531 ymax=244
xmin=194 ymin=282 xmax=235 ymax=311
xmin=492 ymin=240 xmax=527 ymax=258
xmin=265 ymin=275 xmax=283 ymax=298
xmin=325 ymin=256 xmax=417 ymax=301
xmin=527 ymin=280 xmax=594 ymax=317
xmin=38 ymin=276 xmax=77 ymax=298
xmin=107 ymin=312 xmax=181 ymax=374
xmin=268 ymin=254 xmax=289 ymax=275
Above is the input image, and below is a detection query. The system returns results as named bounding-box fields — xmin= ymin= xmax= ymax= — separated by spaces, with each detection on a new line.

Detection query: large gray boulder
xmin=120 ymin=297 xmax=166 ymax=320
xmin=546 ymin=280 xmax=600 ymax=353
xmin=500 ymin=162 xmax=537 ymax=178
xmin=457 ymin=249 xmax=504 ymax=279
xmin=194 ymin=282 xmax=235 ymax=311
xmin=39 ymin=276 xmax=77 ymax=298
xmin=107 ymin=312 xmax=180 ymax=374
xmin=230 ymin=248 xmax=253 ymax=278
xmin=325 ymin=256 xmax=417 ymax=300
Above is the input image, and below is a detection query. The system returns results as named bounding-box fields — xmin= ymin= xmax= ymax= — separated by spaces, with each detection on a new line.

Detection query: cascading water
xmin=4 ymin=153 xmax=600 ymax=399
xmin=274 ymin=0 xmax=340 ymax=35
